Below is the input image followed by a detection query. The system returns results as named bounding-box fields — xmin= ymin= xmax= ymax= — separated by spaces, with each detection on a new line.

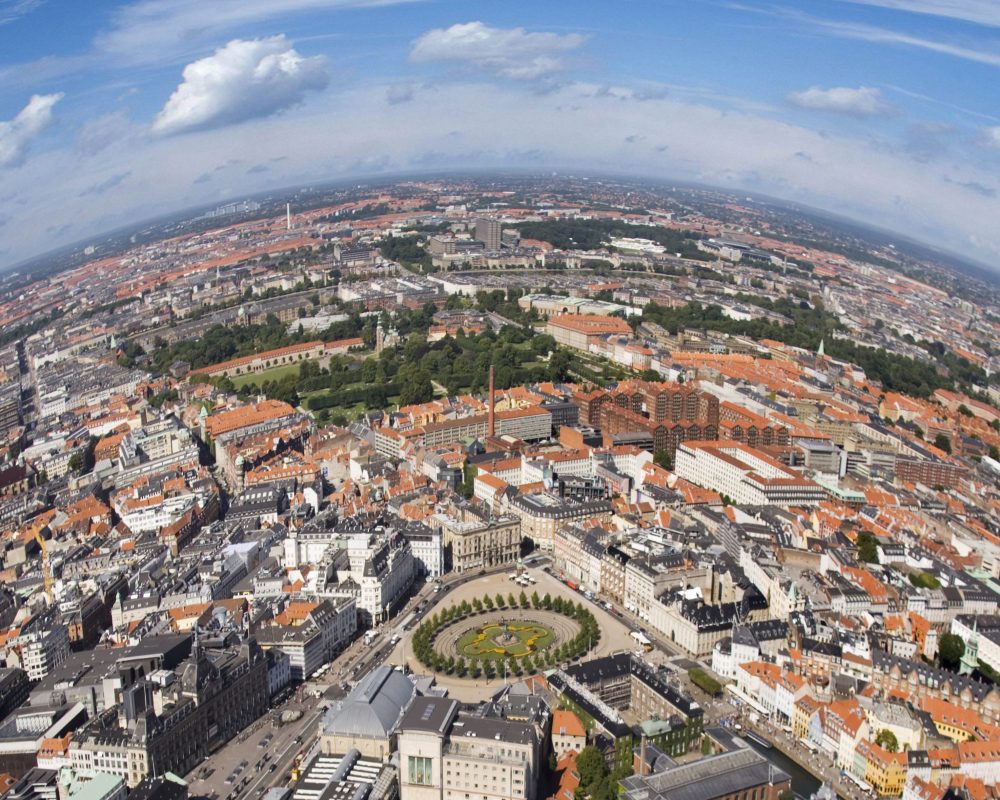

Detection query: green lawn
xmin=231 ymin=362 xmax=302 ymax=388
xmin=457 ymin=622 xmax=554 ymax=661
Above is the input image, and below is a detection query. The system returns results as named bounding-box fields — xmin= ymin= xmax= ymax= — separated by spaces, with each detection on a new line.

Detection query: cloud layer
xmin=840 ymin=0 xmax=1000 ymax=27
xmin=0 ymin=92 xmax=62 ymax=167
xmin=152 ymin=36 xmax=328 ymax=135
xmin=410 ymin=21 xmax=587 ymax=80
xmin=787 ymin=85 xmax=891 ymax=116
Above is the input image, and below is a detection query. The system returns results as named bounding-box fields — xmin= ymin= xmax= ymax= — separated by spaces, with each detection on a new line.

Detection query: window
xmin=408 ymin=756 xmax=434 ymax=786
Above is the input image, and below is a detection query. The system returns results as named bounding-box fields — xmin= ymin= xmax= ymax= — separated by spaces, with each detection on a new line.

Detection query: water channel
xmin=744 ymin=737 xmax=822 ymax=798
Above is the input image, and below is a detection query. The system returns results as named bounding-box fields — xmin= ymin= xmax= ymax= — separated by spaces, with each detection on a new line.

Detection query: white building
xmin=674 ymin=441 xmax=825 ymax=506
xmin=405 ymin=527 xmax=444 ymax=578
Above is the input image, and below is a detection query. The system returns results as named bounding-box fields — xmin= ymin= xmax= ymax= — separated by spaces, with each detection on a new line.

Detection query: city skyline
xmin=2 ymin=0 xmax=1000 ymax=271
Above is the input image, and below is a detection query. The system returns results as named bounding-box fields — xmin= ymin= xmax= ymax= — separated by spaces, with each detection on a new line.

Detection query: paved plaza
xmin=394 ymin=565 xmax=639 ymax=701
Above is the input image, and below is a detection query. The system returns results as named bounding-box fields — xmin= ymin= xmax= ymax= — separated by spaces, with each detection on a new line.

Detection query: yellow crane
xmin=33 ymin=531 xmax=53 ymax=602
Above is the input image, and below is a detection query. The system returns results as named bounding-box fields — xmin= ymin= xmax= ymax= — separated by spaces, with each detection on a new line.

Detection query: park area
xmin=457 ymin=621 xmax=555 ymax=660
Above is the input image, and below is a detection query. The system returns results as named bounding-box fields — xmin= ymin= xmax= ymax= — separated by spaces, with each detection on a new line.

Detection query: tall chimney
xmin=488 ymin=365 xmax=495 ymax=439
xmin=286 ymin=202 xmax=291 ymax=231
xmin=639 ymin=733 xmax=648 ymax=776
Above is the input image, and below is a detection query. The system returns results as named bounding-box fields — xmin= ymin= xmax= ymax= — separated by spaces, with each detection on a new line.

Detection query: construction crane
xmin=32 ymin=531 xmax=53 ymax=603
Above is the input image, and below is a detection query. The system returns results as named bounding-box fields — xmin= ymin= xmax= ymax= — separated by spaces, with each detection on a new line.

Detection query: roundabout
xmin=412 ymin=590 xmax=600 ymax=680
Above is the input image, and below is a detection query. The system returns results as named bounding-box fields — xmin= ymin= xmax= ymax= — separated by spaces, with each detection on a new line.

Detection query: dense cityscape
xmin=0 ymin=174 xmax=996 ymax=800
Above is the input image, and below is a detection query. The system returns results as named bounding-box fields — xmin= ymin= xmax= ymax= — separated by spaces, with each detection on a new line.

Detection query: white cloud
xmin=97 ymin=0 xmax=419 ymax=64
xmin=0 ymin=92 xmax=62 ymax=167
xmin=797 ymin=14 xmax=1000 ymax=67
xmin=152 ymin=36 xmax=328 ymax=136
xmin=787 ymin=85 xmax=891 ymax=116
xmin=982 ymin=126 xmax=1000 ymax=148
xmin=839 ymin=1 xmax=1000 ymax=27
xmin=0 ymin=0 xmax=43 ymax=25
xmin=410 ymin=21 xmax=586 ymax=80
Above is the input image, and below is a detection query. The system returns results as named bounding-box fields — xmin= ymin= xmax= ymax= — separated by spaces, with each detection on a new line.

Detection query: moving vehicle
xmin=630 ymin=630 xmax=653 ymax=652
xmin=745 ymin=732 xmax=772 ymax=750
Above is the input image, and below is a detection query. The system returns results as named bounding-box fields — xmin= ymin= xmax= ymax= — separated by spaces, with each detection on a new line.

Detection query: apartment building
xmin=256 ymin=597 xmax=357 ymax=681
xmin=674 ymin=441 xmax=825 ymax=506
xmin=508 ymin=494 xmax=613 ymax=553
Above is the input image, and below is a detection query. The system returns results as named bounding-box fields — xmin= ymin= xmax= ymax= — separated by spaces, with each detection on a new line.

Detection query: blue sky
xmin=2 ymin=0 xmax=1000 ymax=269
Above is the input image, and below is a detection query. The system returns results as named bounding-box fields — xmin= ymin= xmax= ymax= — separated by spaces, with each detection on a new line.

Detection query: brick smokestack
xmin=488 ymin=365 xmax=495 ymax=438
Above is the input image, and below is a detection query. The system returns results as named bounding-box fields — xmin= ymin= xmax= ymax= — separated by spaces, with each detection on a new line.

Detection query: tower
xmin=475 ymin=218 xmax=501 ymax=251
xmin=488 ymin=365 xmax=495 ymax=439
xmin=286 ymin=203 xmax=292 ymax=231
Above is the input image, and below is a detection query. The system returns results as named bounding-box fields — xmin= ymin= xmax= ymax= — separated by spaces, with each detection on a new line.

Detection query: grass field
xmin=457 ymin=622 xmax=554 ymax=661
xmin=230 ymin=362 xmax=302 ymax=388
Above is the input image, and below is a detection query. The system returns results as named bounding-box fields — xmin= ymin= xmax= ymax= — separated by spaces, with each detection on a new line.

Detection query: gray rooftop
xmin=323 ymin=666 xmax=416 ymax=740
xmin=399 ymin=696 xmax=458 ymax=735
xmin=620 ymin=746 xmax=788 ymax=800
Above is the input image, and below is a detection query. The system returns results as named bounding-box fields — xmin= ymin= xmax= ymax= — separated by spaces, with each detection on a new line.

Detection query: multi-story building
xmin=6 ymin=622 xmax=70 ymax=682
xmin=550 ymin=710 xmax=586 ymax=758
xmin=312 ymin=527 xmax=416 ymax=627
xmin=256 ymin=597 xmax=357 ymax=681
xmin=674 ymin=441 xmax=825 ymax=506
xmin=508 ymin=494 xmax=612 ymax=553
xmin=434 ymin=512 xmax=521 ymax=574
xmin=547 ymin=315 xmax=633 ymax=352
xmin=0 ymin=381 xmax=22 ymax=439
xmin=557 ymin=653 xmax=704 ymax=759
xmin=402 ymin=524 xmax=444 ymax=578
xmin=474 ymin=219 xmax=502 ymax=252
xmin=398 ymin=697 xmax=538 ymax=800
xmin=69 ymin=638 xmax=268 ymax=787
xmin=495 ymin=407 xmax=552 ymax=442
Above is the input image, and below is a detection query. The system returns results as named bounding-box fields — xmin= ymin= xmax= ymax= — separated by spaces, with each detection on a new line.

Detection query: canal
xmin=744 ymin=737 xmax=822 ymax=797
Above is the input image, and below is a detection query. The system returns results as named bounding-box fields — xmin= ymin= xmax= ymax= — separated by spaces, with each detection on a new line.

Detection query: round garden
xmin=412 ymin=589 xmax=600 ymax=680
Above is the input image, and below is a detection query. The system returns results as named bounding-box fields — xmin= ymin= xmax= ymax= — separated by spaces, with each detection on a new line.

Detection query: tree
xmin=857 ymin=531 xmax=880 ymax=564
xmin=508 ymin=592 xmax=517 ymax=608
xmin=934 ymin=433 xmax=952 ymax=454
xmin=531 ymin=591 xmax=541 ymax=608
xmin=67 ymin=451 xmax=85 ymax=474
xmin=548 ymin=349 xmax=574 ymax=382
xmin=519 ymin=590 xmax=529 ymax=608
xmin=496 ymin=593 xmax=506 ymax=608
xmin=483 ymin=594 xmax=494 ymax=610
xmin=653 ymin=448 xmax=672 ymax=469
xmin=875 ymin=729 xmax=899 ymax=752
xmin=400 ymin=369 xmax=434 ymax=406
xmin=576 ymin=747 xmax=608 ymax=789
xmin=939 ymin=632 xmax=966 ymax=670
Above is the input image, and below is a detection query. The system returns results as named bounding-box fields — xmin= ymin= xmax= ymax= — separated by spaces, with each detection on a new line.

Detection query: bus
xmin=630 ymin=631 xmax=653 ymax=651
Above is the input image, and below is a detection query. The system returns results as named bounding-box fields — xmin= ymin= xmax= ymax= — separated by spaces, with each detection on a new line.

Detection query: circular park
xmin=412 ymin=589 xmax=600 ymax=680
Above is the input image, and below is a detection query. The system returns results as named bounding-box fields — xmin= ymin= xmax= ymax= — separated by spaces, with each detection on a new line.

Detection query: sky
xmin=2 ymin=0 xmax=1000 ymax=271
